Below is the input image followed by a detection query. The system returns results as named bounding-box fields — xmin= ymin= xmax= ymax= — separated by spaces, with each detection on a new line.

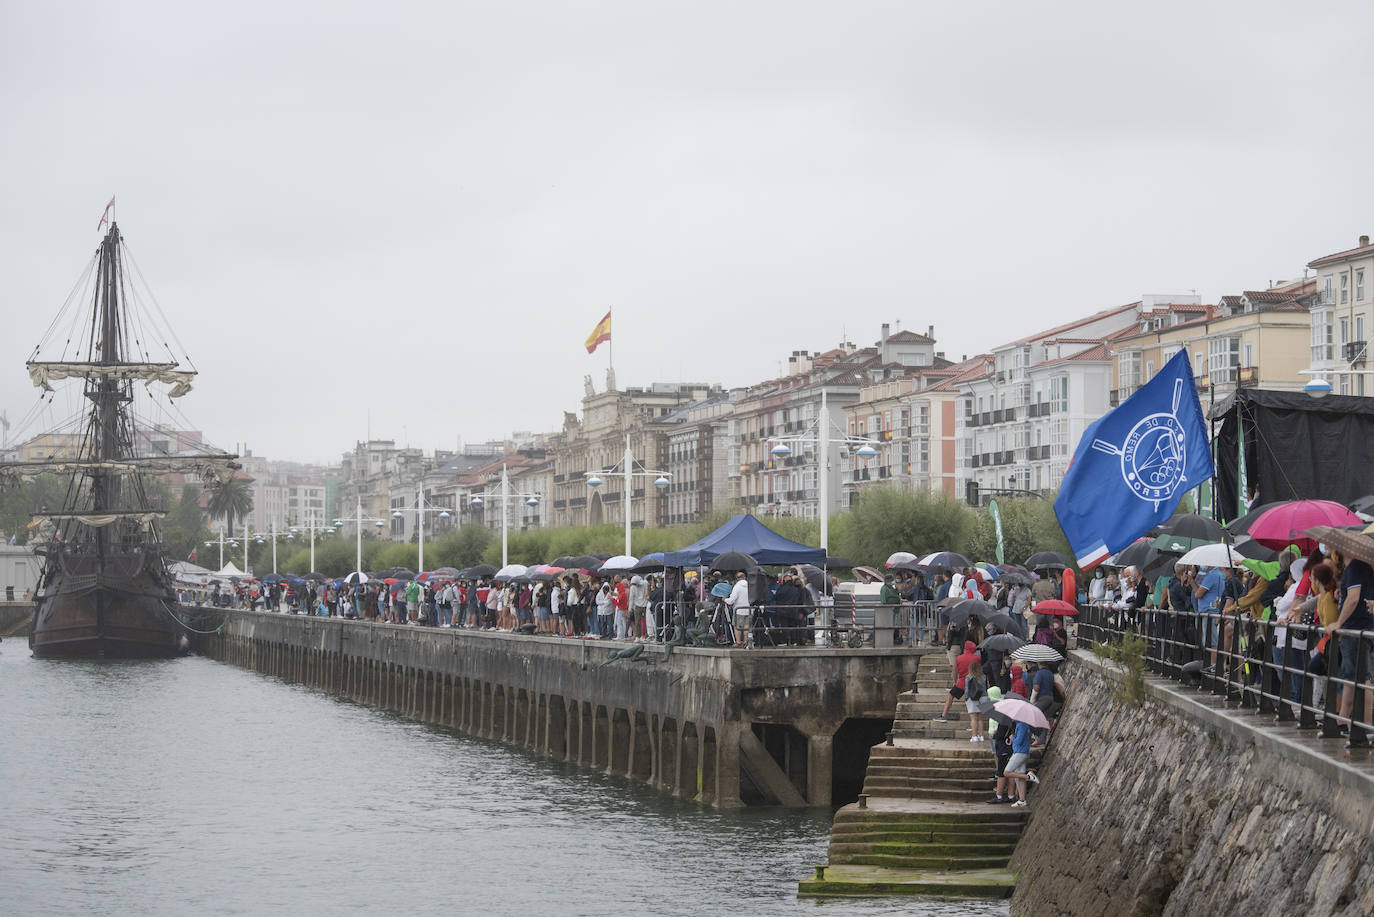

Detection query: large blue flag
xmin=1054 ymin=348 xmax=1213 ymax=569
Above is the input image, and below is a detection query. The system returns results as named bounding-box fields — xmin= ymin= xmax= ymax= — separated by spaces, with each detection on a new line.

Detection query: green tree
xmin=0 ymin=474 xmax=70 ymax=544
xmin=832 ymin=486 xmax=975 ymax=568
xmin=204 ymin=474 xmax=254 ymax=538
xmin=966 ymin=493 xmax=1072 ymax=567
xmin=161 ymin=482 xmax=210 ymax=562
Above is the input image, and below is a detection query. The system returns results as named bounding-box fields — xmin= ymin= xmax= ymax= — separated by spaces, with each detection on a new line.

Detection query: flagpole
xmin=608 ymin=308 xmax=614 ymax=387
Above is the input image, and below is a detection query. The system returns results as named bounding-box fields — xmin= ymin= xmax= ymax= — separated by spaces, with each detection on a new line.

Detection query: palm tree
xmin=205 ymin=474 xmax=254 ymax=538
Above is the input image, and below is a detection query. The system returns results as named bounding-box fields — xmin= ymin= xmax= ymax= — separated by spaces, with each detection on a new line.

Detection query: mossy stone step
xmin=830 ymin=837 xmax=1018 ymax=854
xmin=798 ymin=864 xmax=1016 ymax=899
xmin=830 ymin=852 xmax=1013 ymax=871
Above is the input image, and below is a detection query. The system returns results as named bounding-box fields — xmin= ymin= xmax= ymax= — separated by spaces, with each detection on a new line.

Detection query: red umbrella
xmin=383 ymin=577 xmax=399 ymax=585
xmin=1249 ymin=500 xmax=1363 ymax=552
xmin=1033 ymin=598 xmax=1078 ymax=616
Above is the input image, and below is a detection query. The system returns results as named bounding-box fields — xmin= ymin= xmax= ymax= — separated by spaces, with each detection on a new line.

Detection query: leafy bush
xmin=1094 ymin=632 xmax=1148 ymax=705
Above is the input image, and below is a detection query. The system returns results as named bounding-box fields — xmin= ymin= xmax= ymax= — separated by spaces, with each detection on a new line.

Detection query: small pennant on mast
xmin=97 ymin=196 xmax=115 ymax=231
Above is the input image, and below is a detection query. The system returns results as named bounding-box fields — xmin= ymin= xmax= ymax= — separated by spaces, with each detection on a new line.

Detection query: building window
xmin=1359 ymin=269 xmax=1367 ymax=303
xmin=1322 ymin=276 xmax=1334 ymax=305
xmin=1117 ymin=351 xmax=1142 ymax=394
xmin=1049 ymin=376 xmax=1068 ymax=413
xmin=1208 ymin=336 xmax=1240 ymax=384
xmin=1311 ymin=311 xmax=1334 ymax=363
xmin=1340 ymin=273 xmax=1349 ymax=304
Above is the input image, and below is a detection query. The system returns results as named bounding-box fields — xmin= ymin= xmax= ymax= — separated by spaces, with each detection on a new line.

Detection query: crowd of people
xmin=183 ymin=566 xmax=844 ymax=647
xmin=1083 ymin=543 xmax=1374 ymax=730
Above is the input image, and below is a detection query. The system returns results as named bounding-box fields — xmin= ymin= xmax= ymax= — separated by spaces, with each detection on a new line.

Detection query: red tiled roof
xmin=922 ymin=355 xmax=992 ymax=392
xmin=1308 ymin=242 xmax=1374 ymax=268
xmin=1002 ymin=301 xmax=1140 ymax=347
xmin=882 ymin=329 xmax=935 ymax=344
xmin=1028 ymin=343 xmax=1110 ymax=368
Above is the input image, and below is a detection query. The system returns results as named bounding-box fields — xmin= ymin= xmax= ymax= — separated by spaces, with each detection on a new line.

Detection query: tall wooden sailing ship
xmin=1 ymin=220 xmax=237 ymax=658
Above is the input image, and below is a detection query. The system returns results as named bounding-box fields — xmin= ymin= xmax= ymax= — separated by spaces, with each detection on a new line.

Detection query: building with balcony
xmin=733 ymin=324 xmax=941 ymax=520
xmin=841 ymin=354 xmax=988 ymax=501
xmin=959 ymin=301 xmax=1156 ymax=500
xmin=1110 ymin=280 xmax=1315 ymax=418
xmin=1307 ymin=234 xmax=1373 ymax=397
xmin=549 ymin=381 xmax=723 ymax=530
xmin=661 ymin=394 xmax=734 ymax=526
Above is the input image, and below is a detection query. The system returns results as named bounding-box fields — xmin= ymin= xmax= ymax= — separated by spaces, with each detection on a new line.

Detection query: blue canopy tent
xmin=663 ymin=514 xmax=826 ymax=567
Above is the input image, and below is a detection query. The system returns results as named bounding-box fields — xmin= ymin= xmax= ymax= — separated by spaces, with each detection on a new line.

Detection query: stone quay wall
xmin=1010 ymin=651 xmax=1374 ymax=917
xmin=197 ymin=609 xmax=929 ymax=808
xmin=0 ymin=602 xmax=34 ymax=637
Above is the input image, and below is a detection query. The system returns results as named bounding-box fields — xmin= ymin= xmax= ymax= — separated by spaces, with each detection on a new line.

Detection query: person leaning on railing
xmin=1329 ymin=549 xmax=1374 ymax=731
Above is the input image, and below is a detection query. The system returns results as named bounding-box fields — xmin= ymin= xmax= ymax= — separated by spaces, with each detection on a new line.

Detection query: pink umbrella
xmin=1249 ymin=500 xmax=1363 ymax=552
xmin=994 ymin=696 xmax=1050 ymax=729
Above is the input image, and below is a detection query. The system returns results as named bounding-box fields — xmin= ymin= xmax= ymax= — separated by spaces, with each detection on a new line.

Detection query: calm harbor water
xmin=0 ymin=638 xmax=1008 ymax=916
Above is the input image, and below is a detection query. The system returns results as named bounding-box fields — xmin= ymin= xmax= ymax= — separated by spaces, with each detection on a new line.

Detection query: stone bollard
xmin=857 ymin=793 xmax=869 ymax=809
xmin=814 ymin=865 xmax=826 ymax=880
xmin=885 ymin=730 xmax=894 ymax=746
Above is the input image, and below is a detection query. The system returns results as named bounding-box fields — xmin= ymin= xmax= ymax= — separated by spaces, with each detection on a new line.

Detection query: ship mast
xmin=92 ymin=224 xmax=124 ymax=517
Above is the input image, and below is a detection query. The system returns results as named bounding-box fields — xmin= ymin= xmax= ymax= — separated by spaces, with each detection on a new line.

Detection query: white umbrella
xmin=344 ymin=571 xmax=369 ymax=585
xmin=1177 ymin=542 xmax=1244 ymax=570
xmin=598 ymin=554 xmax=639 ymax=571
xmin=1011 ymin=644 xmax=1064 ymax=664
xmin=494 ymin=563 xmax=529 ymax=582
xmin=886 ymin=551 xmax=917 ymax=567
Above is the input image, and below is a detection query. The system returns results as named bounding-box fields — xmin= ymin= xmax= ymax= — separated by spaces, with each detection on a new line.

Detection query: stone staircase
xmin=798 ymin=649 xmax=1031 ymax=898
xmin=827 ymin=803 xmax=1025 ymax=872
xmin=891 ymin=655 xmax=969 ymax=741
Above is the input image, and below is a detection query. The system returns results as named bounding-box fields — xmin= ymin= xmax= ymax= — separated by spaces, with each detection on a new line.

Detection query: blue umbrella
xmin=710 ymin=582 xmax=733 ymax=598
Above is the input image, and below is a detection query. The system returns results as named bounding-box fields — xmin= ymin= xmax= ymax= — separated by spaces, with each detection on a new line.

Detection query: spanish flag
xmin=584 ymin=310 xmax=611 ymax=354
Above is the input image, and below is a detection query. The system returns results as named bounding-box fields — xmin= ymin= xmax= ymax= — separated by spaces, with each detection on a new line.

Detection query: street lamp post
xmin=468 ymin=463 xmax=541 ymax=568
xmin=586 ymin=433 xmax=670 ymax=556
xmin=340 ymin=499 xmax=388 ymax=581
xmin=391 ymin=493 xmax=452 ymax=573
xmin=766 ymin=390 xmax=878 ymax=553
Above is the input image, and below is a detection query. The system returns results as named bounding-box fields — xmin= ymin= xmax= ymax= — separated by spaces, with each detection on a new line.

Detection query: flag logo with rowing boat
xmin=1054 ymin=348 xmax=1213 ymax=570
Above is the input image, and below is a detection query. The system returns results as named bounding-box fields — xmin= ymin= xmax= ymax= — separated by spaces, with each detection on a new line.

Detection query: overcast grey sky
xmin=2 ymin=1 xmax=1371 ymax=463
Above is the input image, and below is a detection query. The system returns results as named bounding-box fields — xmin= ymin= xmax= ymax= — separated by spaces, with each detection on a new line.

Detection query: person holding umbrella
xmin=1002 ymin=717 xmax=1039 ymax=807
xmin=984 ymin=687 xmax=1016 ymax=804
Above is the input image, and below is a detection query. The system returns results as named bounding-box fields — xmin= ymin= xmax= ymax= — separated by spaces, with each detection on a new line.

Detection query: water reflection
xmin=0 ymin=640 xmax=1008 ymax=916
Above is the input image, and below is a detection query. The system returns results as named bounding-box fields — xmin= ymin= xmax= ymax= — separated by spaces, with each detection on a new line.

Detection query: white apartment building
xmin=1307 ymin=234 xmax=1373 ymax=396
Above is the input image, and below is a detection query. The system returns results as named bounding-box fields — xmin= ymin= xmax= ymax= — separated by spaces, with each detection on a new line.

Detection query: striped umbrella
xmin=1011 ymin=644 xmax=1064 ymax=664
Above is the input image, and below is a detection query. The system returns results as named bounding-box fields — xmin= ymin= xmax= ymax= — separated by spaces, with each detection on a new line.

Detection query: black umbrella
xmin=1232 ymin=536 xmax=1278 ymax=562
xmin=1225 ymin=501 xmax=1285 ymax=536
xmin=1108 ymin=538 xmax=1159 ymax=570
xmin=530 ymin=571 xmax=557 ymax=582
xmin=984 ymin=612 xmax=1019 ymax=634
xmin=946 ymin=598 xmax=992 ymax=626
xmin=709 ymin=551 xmax=761 ymax=574
xmin=1350 ymin=495 xmax=1374 ymax=520
xmin=550 ymin=556 xmax=581 ymax=568
xmin=1000 ymin=571 xmax=1033 ymax=586
xmin=260 ymin=573 xmax=284 ymax=584
xmin=1163 ymin=514 xmax=1225 ymax=543
xmin=1025 ymin=551 xmax=1071 ymax=570
xmin=568 ymin=555 xmax=603 ymax=572
xmin=923 ymin=551 xmax=972 ymax=571
xmin=980 ymin=632 xmax=1025 ymax=652
xmin=824 ymin=556 xmax=854 ymax=569
xmin=591 ymin=552 xmax=613 ymax=561
xmin=303 ymin=572 xmax=328 ymax=582
xmin=466 ymin=564 xmax=498 ymax=578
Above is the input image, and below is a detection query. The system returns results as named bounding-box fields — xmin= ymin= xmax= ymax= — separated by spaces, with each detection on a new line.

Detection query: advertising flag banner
xmin=1054 ymin=348 xmax=1213 ymax=570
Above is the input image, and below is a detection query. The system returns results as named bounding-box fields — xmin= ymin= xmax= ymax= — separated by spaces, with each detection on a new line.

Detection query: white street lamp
xmin=467 ymin=464 xmax=542 ymax=567
xmin=763 ymin=389 xmax=879 ymax=553
xmin=585 ymin=433 xmax=671 ymax=557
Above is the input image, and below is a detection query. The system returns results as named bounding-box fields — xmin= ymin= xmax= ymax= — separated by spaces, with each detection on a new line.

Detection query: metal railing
xmin=1076 ymin=603 xmax=1373 ymax=749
